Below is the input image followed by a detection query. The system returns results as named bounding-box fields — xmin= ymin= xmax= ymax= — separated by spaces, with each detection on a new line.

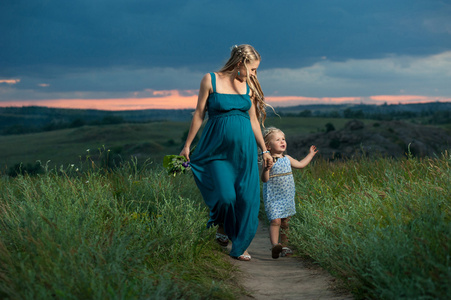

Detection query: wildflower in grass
xmin=163 ymin=155 xmax=191 ymax=176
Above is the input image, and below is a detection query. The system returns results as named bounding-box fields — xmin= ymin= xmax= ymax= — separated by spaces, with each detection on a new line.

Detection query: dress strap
xmin=210 ymin=72 xmax=216 ymax=93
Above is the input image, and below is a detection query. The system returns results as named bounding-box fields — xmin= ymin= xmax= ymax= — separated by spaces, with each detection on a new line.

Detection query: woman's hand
xmin=180 ymin=146 xmax=191 ymax=161
xmin=263 ymin=152 xmax=273 ymax=169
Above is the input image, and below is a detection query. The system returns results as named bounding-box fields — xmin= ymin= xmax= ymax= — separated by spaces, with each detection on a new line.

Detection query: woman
xmin=180 ymin=44 xmax=272 ymax=261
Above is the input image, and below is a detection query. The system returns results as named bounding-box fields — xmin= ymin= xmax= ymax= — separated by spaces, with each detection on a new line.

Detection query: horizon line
xmin=0 ymin=94 xmax=450 ymax=111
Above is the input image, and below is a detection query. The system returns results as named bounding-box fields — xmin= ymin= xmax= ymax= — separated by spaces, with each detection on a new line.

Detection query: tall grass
xmin=0 ymin=160 xmax=240 ymax=299
xmin=2 ymin=151 xmax=450 ymax=299
xmin=290 ymin=152 xmax=451 ymax=299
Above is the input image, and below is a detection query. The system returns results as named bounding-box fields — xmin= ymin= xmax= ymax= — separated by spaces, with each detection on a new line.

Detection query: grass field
xmin=0 ymin=121 xmax=190 ymax=172
xmin=1 ymin=115 xmax=449 ymax=298
xmin=0 ymin=152 xmax=449 ymax=299
xmin=0 ymin=117 xmax=373 ymax=173
xmin=0 ymin=161 xmax=243 ymax=299
xmin=289 ymin=153 xmax=450 ymax=299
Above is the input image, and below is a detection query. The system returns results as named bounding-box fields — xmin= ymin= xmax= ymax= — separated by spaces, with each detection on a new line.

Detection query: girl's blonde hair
xmin=218 ymin=44 xmax=269 ymax=125
xmin=263 ymin=127 xmax=284 ymax=147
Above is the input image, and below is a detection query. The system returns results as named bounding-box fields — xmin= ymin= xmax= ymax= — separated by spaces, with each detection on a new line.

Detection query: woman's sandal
xmin=271 ymin=244 xmax=283 ymax=259
xmin=215 ymin=232 xmax=229 ymax=247
xmin=281 ymin=247 xmax=293 ymax=257
xmin=236 ymin=254 xmax=251 ymax=261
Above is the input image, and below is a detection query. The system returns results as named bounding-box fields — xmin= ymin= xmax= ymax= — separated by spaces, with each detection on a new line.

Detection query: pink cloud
xmin=0 ymin=79 xmax=20 ymax=85
xmin=266 ymin=95 xmax=451 ymax=107
xmin=0 ymin=95 xmax=198 ymax=111
xmin=265 ymin=96 xmax=363 ymax=106
xmin=369 ymin=95 xmax=451 ymax=104
xmin=1 ymin=91 xmax=450 ymax=111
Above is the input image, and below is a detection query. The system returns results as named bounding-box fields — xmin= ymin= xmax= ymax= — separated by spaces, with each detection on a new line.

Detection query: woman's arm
xmin=249 ymin=98 xmax=273 ymax=169
xmin=287 ymin=145 xmax=318 ymax=169
xmin=179 ymin=74 xmax=211 ymax=161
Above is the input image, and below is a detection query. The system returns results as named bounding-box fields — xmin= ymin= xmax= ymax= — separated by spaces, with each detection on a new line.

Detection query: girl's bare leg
xmin=270 ymin=218 xmax=283 ymax=258
xmin=270 ymin=218 xmax=282 ymax=245
xmin=280 ymin=217 xmax=290 ymax=247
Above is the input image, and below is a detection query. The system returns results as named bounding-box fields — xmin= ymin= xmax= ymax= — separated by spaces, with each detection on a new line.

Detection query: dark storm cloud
xmin=0 ymin=0 xmax=450 ymax=104
xmin=2 ymin=0 xmax=450 ymax=72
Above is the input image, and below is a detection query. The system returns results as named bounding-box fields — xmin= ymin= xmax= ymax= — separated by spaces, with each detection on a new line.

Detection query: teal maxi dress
xmin=190 ymin=73 xmax=260 ymax=258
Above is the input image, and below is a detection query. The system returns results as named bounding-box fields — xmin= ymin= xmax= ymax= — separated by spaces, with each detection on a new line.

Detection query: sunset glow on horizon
xmin=0 ymin=93 xmax=450 ymax=111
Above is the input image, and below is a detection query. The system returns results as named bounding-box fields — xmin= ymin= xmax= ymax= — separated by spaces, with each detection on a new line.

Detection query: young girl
xmin=261 ymin=127 xmax=318 ymax=259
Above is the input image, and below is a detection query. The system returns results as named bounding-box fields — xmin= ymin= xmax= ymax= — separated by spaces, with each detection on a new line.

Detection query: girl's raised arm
xmin=287 ymin=145 xmax=318 ymax=169
xmin=180 ymin=74 xmax=212 ymax=161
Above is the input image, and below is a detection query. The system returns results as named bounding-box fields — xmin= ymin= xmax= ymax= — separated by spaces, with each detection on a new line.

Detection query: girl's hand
xmin=180 ymin=146 xmax=190 ymax=161
xmin=263 ymin=152 xmax=273 ymax=169
xmin=264 ymin=164 xmax=273 ymax=171
xmin=310 ymin=145 xmax=318 ymax=155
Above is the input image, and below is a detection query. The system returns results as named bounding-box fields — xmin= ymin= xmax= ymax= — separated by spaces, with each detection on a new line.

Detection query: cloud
xmin=0 ymin=91 xmax=199 ymax=111
xmin=2 ymin=50 xmax=451 ymax=109
xmin=1 ymin=1 xmax=450 ymax=109
xmin=2 ymin=0 xmax=451 ymax=75
xmin=260 ymin=51 xmax=451 ymax=98
xmin=0 ymin=67 xmax=204 ymax=101
xmin=0 ymin=79 xmax=20 ymax=85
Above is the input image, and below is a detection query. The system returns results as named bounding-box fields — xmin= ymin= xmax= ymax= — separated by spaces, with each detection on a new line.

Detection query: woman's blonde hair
xmin=218 ymin=44 xmax=269 ymax=125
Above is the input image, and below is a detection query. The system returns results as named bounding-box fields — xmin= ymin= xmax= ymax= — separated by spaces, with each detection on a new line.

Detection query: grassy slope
xmin=290 ymin=155 xmax=450 ymax=299
xmin=1 ymin=154 xmax=449 ymax=299
xmin=0 ymin=117 xmax=368 ymax=170
xmin=0 ymin=163 xmax=243 ymax=299
xmin=0 ymin=121 xmax=190 ymax=169
xmin=0 ymin=115 xmax=449 ymax=298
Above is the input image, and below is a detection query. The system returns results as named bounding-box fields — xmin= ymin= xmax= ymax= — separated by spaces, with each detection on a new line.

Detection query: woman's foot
xmin=236 ymin=251 xmax=251 ymax=261
xmin=271 ymin=244 xmax=283 ymax=259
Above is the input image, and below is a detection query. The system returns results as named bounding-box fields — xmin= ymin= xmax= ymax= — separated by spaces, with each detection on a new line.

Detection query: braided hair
xmin=218 ymin=44 xmax=269 ymax=126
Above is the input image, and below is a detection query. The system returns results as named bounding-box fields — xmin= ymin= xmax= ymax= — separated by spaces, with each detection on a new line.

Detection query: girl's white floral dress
xmin=262 ymin=156 xmax=296 ymax=221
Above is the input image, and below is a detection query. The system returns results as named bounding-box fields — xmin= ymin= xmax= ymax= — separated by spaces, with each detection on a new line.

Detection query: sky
xmin=1 ymin=0 xmax=451 ymax=110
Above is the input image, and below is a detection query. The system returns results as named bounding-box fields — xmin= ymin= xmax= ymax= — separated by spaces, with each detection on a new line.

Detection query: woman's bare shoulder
xmin=199 ymin=73 xmax=213 ymax=93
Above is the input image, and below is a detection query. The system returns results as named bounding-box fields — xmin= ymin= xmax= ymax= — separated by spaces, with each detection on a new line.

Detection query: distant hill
xmin=0 ymin=106 xmax=194 ymax=135
xmin=290 ymin=119 xmax=451 ymax=160
xmin=272 ymin=101 xmax=451 ymax=114
xmin=0 ymin=102 xmax=450 ymax=135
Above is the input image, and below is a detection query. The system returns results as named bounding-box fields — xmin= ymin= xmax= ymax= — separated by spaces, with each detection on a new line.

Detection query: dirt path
xmin=229 ymin=221 xmax=353 ymax=300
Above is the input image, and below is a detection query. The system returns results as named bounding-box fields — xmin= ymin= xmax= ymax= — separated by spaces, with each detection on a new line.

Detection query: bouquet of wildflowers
xmin=163 ymin=155 xmax=191 ymax=176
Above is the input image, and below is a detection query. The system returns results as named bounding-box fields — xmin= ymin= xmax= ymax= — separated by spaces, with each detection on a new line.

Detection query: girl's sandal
xmin=215 ymin=232 xmax=229 ymax=247
xmin=271 ymin=244 xmax=283 ymax=259
xmin=281 ymin=247 xmax=293 ymax=257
